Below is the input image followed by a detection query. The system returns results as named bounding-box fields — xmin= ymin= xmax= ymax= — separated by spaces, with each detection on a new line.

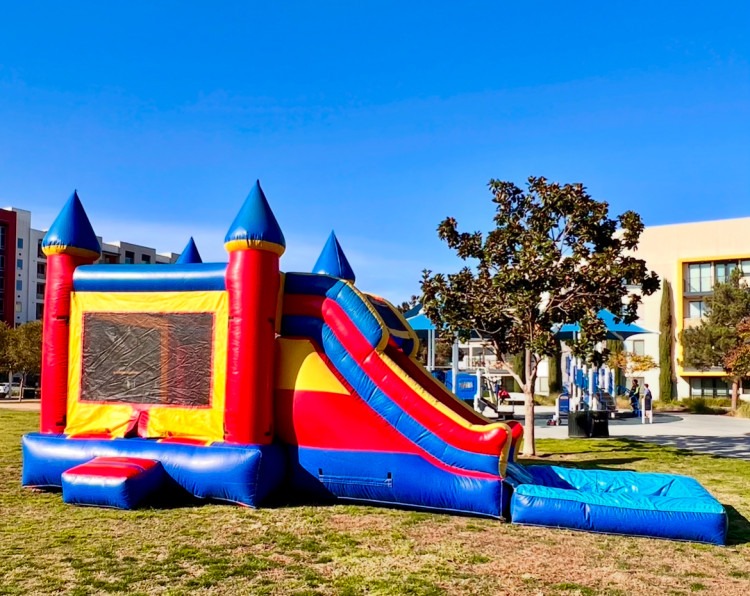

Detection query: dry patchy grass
xmin=1 ymin=410 xmax=749 ymax=595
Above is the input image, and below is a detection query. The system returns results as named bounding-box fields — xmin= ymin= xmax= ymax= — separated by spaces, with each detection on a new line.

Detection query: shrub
xmin=734 ymin=401 xmax=750 ymax=419
xmin=682 ymin=398 xmax=729 ymax=415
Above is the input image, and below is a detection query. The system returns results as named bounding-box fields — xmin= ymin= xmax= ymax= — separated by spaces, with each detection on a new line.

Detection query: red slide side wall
xmin=224 ymin=249 xmax=280 ymax=444
xmin=40 ymin=253 xmax=96 ymax=433
xmin=283 ymin=294 xmax=510 ymax=458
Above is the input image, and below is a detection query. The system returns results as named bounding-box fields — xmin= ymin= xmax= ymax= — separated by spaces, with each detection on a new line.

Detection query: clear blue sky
xmin=1 ymin=1 xmax=748 ymax=301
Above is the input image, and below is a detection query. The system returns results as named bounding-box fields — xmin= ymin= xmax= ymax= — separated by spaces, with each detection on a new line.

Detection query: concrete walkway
xmin=532 ymin=409 xmax=750 ymax=459
xmin=481 ymin=404 xmax=750 ymax=459
xmin=0 ymin=399 xmax=41 ymax=412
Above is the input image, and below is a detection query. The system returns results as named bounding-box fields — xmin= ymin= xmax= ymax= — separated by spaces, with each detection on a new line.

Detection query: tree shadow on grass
xmin=725 ymin=505 xmax=750 ymax=546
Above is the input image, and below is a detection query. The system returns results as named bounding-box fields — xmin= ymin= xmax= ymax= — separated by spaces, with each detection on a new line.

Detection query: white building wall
xmin=13 ymin=209 xmax=32 ymax=326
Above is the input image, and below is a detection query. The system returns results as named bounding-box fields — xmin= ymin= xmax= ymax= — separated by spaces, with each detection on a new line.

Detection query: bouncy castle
xmin=22 ymin=183 xmax=728 ymax=545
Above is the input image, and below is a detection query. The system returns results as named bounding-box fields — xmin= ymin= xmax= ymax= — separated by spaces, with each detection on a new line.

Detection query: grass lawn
xmin=1 ymin=410 xmax=749 ymax=596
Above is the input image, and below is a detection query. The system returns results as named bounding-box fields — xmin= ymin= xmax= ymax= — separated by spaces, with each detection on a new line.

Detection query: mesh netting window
xmin=81 ymin=312 xmax=214 ymax=406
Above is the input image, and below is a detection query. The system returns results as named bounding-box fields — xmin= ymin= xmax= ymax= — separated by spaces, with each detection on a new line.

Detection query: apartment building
xmin=1 ymin=207 xmax=179 ymax=327
xmin=632 ymin=217 xmax=750 ymax=399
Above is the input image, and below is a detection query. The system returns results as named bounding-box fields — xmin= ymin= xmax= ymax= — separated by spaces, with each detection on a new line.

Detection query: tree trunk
xmin=521 ymin=349 xmax=536 ymax=457
xmin=731 ymin=379 xmax=739 ymax=412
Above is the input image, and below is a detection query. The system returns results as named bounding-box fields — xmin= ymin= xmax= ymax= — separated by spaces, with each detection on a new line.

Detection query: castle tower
xmin=175 ymin=237 xmax=203 ymax=264
xmin=312 ymin=231 xmax=355 ymax=282
xmin=40 ymin=191 xmax=101 ymax=433
xmin=223 ymin=180 xmax=285 ymax=444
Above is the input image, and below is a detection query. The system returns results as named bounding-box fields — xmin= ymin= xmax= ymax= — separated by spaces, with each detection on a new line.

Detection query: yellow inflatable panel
xmin=276 ymin=337 xmax=349 ymax=395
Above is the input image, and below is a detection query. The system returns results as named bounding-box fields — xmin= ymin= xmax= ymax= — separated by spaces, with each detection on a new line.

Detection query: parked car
xmin=0 ymin=382 xmax=21 ymax=398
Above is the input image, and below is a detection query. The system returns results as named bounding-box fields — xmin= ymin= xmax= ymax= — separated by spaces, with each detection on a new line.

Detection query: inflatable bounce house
xmin=22 ymin=183 xmax=728 ymax=545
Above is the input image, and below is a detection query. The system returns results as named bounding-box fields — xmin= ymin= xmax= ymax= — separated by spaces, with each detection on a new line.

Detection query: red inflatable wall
xmin=224 ymin=249 xmax=280 ymax=445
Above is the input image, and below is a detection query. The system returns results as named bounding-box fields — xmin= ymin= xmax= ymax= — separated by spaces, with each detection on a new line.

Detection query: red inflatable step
xmin=62 ymin=456 xmax=166 ymax=509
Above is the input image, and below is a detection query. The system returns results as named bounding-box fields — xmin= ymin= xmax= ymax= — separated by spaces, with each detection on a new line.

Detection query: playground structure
xmin=21 ymin=183 xmax=727 ymax=545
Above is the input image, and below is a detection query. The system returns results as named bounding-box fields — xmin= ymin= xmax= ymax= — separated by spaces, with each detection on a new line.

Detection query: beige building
xmin=635 ymin=216 xmax=750 ymax=399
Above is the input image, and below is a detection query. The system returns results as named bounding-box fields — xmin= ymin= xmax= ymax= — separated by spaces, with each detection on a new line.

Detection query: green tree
xmin=548 ymin=340 xmax=562 ymax=393
xmin=509 ymin=352 xmax=525 ymax=393
xmin=396 ymin=295 xmax=420 ymax=314
xmin=6 ymin=321 xmax=43 ymax=399
xmin=659 ymin=280 xmax=675 ymax=401
xmin=680 ymin=270 xmax=750 ymax=411
xmin=421 ymin=177 xmax=659 ymax=455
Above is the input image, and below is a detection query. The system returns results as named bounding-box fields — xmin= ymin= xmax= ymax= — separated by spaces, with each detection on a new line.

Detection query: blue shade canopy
xmin=42 ymin=190 xmax=101 ymax=257
xmin=405 ymin=312 xmax=436 ymax=331
xmin=224 ymin=180 xmax=286 ymax=252
xmin=312 ymin=231 xmax=355 ymax=282
xmin=175 ymin=237 xmax=202 ymax=264
xmin=556 ymin=309 xmax=651 ymax=341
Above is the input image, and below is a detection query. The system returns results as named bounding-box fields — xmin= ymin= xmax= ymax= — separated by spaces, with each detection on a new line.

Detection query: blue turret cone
xmin=224 ymin=180 xmax=286 ymax=255
xmin=175 ymin=237 xmax=203 ymax=264
xmin=312 ymin=231 xmax=356 ymax=282
xmin=42 ymin=190 xmax=101 ymax=258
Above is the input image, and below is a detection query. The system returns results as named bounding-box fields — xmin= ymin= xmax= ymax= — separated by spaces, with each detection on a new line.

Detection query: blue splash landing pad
xmin=507 ymin=464 xmax=728 ymax=545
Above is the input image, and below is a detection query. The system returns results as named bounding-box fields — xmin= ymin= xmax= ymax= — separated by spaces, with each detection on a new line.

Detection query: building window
xmin=37 ymin=262 xmax=46 ymax=278
xmin=141 ymin=254 xmax=151 ymax=264
xmin=37 ymin=239 xmax=44 ymax=259
xmin=16 ymin=280 xmax=22 ymax=292
xmin=632 ymin=340 xmax=645 ymax=356
xmin=17 ymin=238 xmax=23 ymax=249
xmin=715 ymin=262 xmax=738 ymax=285
xmin=0 ymin=255 xmax=5 ymax=271
xmin=0 ymin=226 xmax=6 ymax=250
xmin=689 ymin=377 xmax=730 ymax=398
xmin=688 ymin=300 xmax=706 ymax=319
xmin=687 ymin=263 xmax=712 ymax=293
xmin=124 ymin=251 xmax=135 ymax=264
xmin=36 ymin=282 xmax=45 ymax=300
xmin=35 ymin=303 xmax=44 ymax=319
xmin=15 ymin=301 xmax=22 ymax=312
xmin=16 ymin=259 xmax=22 ymax=270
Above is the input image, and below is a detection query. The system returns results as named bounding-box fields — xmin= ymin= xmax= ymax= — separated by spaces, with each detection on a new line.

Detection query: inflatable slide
xmin=276 ymin=272 xmax=522 ymax=517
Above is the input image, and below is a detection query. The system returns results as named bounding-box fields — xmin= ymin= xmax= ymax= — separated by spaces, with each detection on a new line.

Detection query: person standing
xmin=642 ymin=384 xmax=654 ymax=424
xmin=629 ymin=380 xmax=641 ymax=417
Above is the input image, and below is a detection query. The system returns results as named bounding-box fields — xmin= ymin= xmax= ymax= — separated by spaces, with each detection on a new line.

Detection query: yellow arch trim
xmin=276 ymin=338 xmax=349 ymax=395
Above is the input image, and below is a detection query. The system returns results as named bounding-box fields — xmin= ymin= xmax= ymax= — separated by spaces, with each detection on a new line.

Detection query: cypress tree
xmin=548 ymin=340 xmax=562 ymax=393
xmin=659 ymin=280 xmax=674 ymax=401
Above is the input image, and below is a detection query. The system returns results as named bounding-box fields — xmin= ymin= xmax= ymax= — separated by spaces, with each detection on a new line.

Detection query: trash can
xmin=589 ymin=411 xmax=609 ymax=438
xmin=568 ymin=411 xmax=610 ymax=438
xmin=568 ymin=412 xmax=590 ymax=437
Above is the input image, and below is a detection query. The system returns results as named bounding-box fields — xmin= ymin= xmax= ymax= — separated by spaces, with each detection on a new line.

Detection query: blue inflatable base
xmin=508 ymin=464 xmax=728 ymax=545
xmin=22 ymin=433 xmax=285 ymax=508
xmin=287 ymin=446 xmax=508 ymax=519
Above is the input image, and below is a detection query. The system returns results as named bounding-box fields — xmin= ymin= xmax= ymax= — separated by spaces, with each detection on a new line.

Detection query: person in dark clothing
xmin=629 ymin=380 xmax=641 ymax=417
xmin=642 ymin=383 xmax=653 ymax=424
